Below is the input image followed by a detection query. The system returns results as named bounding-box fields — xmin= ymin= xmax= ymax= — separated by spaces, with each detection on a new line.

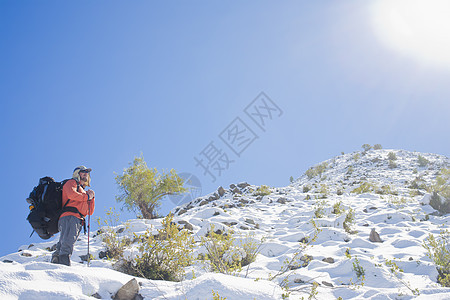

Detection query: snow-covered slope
xmin=1 ymin=149 xmax=449 ymax=299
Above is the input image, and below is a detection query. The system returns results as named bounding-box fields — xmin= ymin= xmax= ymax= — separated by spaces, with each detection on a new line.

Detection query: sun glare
xmin=371 ymin=0 xmax=450 ymax=68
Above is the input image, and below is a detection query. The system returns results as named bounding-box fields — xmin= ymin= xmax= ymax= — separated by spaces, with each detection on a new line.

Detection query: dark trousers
xmin=52 ymin=215 xmax=82 ymax=265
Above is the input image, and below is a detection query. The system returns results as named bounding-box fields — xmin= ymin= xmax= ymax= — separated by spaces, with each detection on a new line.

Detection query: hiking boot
xmin=59 ymin=255 xmax=71 ymax=266
xmin=51 ymin=255 xmax=59 ymax=264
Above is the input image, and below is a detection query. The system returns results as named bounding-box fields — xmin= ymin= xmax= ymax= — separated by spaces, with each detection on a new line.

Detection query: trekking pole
xmin=87 ymin=200 xmax=91 ymax=267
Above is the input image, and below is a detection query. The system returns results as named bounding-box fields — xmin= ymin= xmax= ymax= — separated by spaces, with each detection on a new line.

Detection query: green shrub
xmin=254 ymin=185 xmax=271 ymax=196
xmin=418 ymin=155 xmax=430 ymax=167
xmin=373 ymin=144 xmax=382 ymax=150
xmin=96 ymin=207 xmax=130 ymax=260
xmin=423 ymin=230 xmax=450 ymax=287
xmin=347 ymin=166 xmax=354 ymax=174
xmin=314 ymin=200 xmax=327 ymax=218
xmin=289 ymin=176 xmax=294 ymax=184
xmin=316 ymin=162 xmax=328 ymax=178
xmin=303 ymin=185 xmax=311 ymax=193
xmin=361 ymin=144 xmax=372 ymax=152
xmin=332 ymin=201 xmax=345 ymax=215
xmin=120 ymin=214 xmax=194 ymax=281
xmin=376 ymin=185 xmax=398 ymax=196
xmin=319 ymin=184 xmax=328 ymax=195
xmin=408 ymin=177 xmax=427 ymax=190
xmin=429 ymin=169 xmax=450 ymax=214
xmin=353 ymin=153 xmax=360 ymax=161
xmin=388 ymin=160 xmax=397 ymax=169
xmin=305 ymin=162 xmax=328 ymax=179
xmin=343 ymin=208 xmax=356 ymax=234
xmin=305 ymin=168 xmax=316 ymax=179
xmin=212 ymin=290 xmax=227 ymax=300
xmin=351 ymin=182 xmax=377 ymax=194
xmin=201 ymin=225 xmax=261 ymax=275
xmin=388 ymin=152 xmax=397 ymax=160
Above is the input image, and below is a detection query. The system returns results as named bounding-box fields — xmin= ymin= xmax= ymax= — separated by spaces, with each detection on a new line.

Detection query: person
xmin=51 ymin=166 xmax=95 ymax=266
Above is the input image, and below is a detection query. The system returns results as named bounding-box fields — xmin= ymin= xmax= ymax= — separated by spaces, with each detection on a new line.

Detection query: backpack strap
xmin=61 ymin=179 xmax=87 ymax=233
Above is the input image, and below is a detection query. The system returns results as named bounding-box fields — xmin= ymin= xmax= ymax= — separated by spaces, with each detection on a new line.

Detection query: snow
xmin=1 ymin=149 xmax=449 ymax=299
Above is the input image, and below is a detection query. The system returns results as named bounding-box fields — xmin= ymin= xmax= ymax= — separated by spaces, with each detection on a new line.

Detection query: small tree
xmin=388 ymin=152 xmax=397 ymax=161
xmin=418 ymin=155 xmax=430 ymax=167
xmin=373 ymin=144 xmax=382 ymax=150
xmin=362 ymin=144 xmax=372 ymax=152
xmin=115 ymin=155 xmax=187 ymax=219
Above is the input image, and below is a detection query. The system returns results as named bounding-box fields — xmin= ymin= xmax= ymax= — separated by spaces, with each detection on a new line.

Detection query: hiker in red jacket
xmin=51 ymin=166 xmax=95 ymax=266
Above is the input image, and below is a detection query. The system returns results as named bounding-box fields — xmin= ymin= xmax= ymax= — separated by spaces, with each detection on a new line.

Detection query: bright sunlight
xmin=371 ymin=0 xmax=450 ymax=68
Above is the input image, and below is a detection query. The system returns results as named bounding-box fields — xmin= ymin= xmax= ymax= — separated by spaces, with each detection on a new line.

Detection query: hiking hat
xmin=73 ymin=166 xmax=92 ymax=187
xmin=74 ymin=166 xmax=92 ymax=173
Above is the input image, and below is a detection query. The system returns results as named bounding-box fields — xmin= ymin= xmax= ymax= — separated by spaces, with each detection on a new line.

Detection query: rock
xmin=28 ymin=244 xmax=35 ymax=249
xmin=177 ymin=208 xmax=188 ymax=216
xmin=79 ymin=254 xmax=94 ymax=262
xmin=46 ymin=243 xmax=58 ymax=252
xmin=409 ymin=257 xmax=414 ymax=261
xmin=178 ymin=220 xmax=194 ymax=231
xmin=277 ymin=197 xmax=287 ymax=204
xmin=245 ymin=218 xmax=256 ymax=225
xmin=322 ymin=257 xmax=335 ymax=264
xmin=2 ymin=260 xmax=13 ymax=263
xmin=363 ymin=208 xmax=368 ymax=213
xmin=322 ymin=281 xmax=334 ymax=287
xmin=113 ymin=278 xmax=140 ymax=300
xmin=430 ymin=192 xmax=450 ymax=214
xmin=222 ymin=222 xmax=237 ymax=227
xmin=218 ymin=186 xmax=226 ymax=197
xmin=21 ymin=252 xmax=32 ymax=257
xmin=116 ymin=228 xmax=125 ymax=234
xmin=199 ymin=200 xmax=209 ymax=206
xmin=91 ymin=292 xmax=102 ymax=299
xmin=239 ymin=199 xmax=249 ymax=205
xmin=299 ymin=237 xmax=309 ymax=244
xmin=294 ymin=278 xmax=305 ymax=284
xmin=232 ymin=187 xmax=241 ymax=194
xmin=230 ymin=184 xmax=236 ymax=189
xmin=237 ymin=182 xmax=250 ymax=189
xmin=99 ymin=250 xmax=111 ymax=259
xmin=369 ymin=228 xmax=383 ymax=243
xmin=209 ymin=193 xmax=219 ymax=201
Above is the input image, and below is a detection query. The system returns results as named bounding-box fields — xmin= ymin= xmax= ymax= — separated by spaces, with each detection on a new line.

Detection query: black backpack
xmin=26 ymin=177 xmax=81 ymax=239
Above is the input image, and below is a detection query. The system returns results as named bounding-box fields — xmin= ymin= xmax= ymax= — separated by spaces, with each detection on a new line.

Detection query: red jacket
xmin=60 ymin=179 xmax=95 ymax=219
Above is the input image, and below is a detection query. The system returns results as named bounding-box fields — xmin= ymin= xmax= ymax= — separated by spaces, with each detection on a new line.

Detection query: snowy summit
xmin=1 ymin=148 xmax=450 ymax=299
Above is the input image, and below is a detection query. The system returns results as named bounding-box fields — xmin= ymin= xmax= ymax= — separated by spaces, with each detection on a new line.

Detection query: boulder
xmin=178 ymin=220 xmax=194 ymax=231
xmin=238 ymin=182 xmax=250 ymax=189
xmin=113 ymin=278 xmax=140 ymax=300
xmin=322 ymin=257 xmax=335 ymax=264
xmin=245 ymin=218 xmax=256 ymax=225
xmin=218 ymin=186 xmax=226 ymax=197
xmin=369 ymin=228 xmax=383 ymax=243
xmin=232 ymin=187 xmax=241 ymax=194
xmin=277 ymin=197 xmax=287 ymax=204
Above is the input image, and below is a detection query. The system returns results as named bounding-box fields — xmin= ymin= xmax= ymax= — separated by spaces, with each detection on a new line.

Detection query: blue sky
xmin=1 ymin=1 xmax=449 ymax=257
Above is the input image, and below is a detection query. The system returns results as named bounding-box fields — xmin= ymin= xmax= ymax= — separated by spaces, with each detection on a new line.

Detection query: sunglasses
xmin=79 ymin=170 xmax=90 ymax=174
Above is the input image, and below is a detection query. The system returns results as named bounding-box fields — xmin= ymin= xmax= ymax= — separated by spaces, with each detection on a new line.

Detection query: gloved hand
xmin=87 ymin=189 xmax=95 ymax=200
